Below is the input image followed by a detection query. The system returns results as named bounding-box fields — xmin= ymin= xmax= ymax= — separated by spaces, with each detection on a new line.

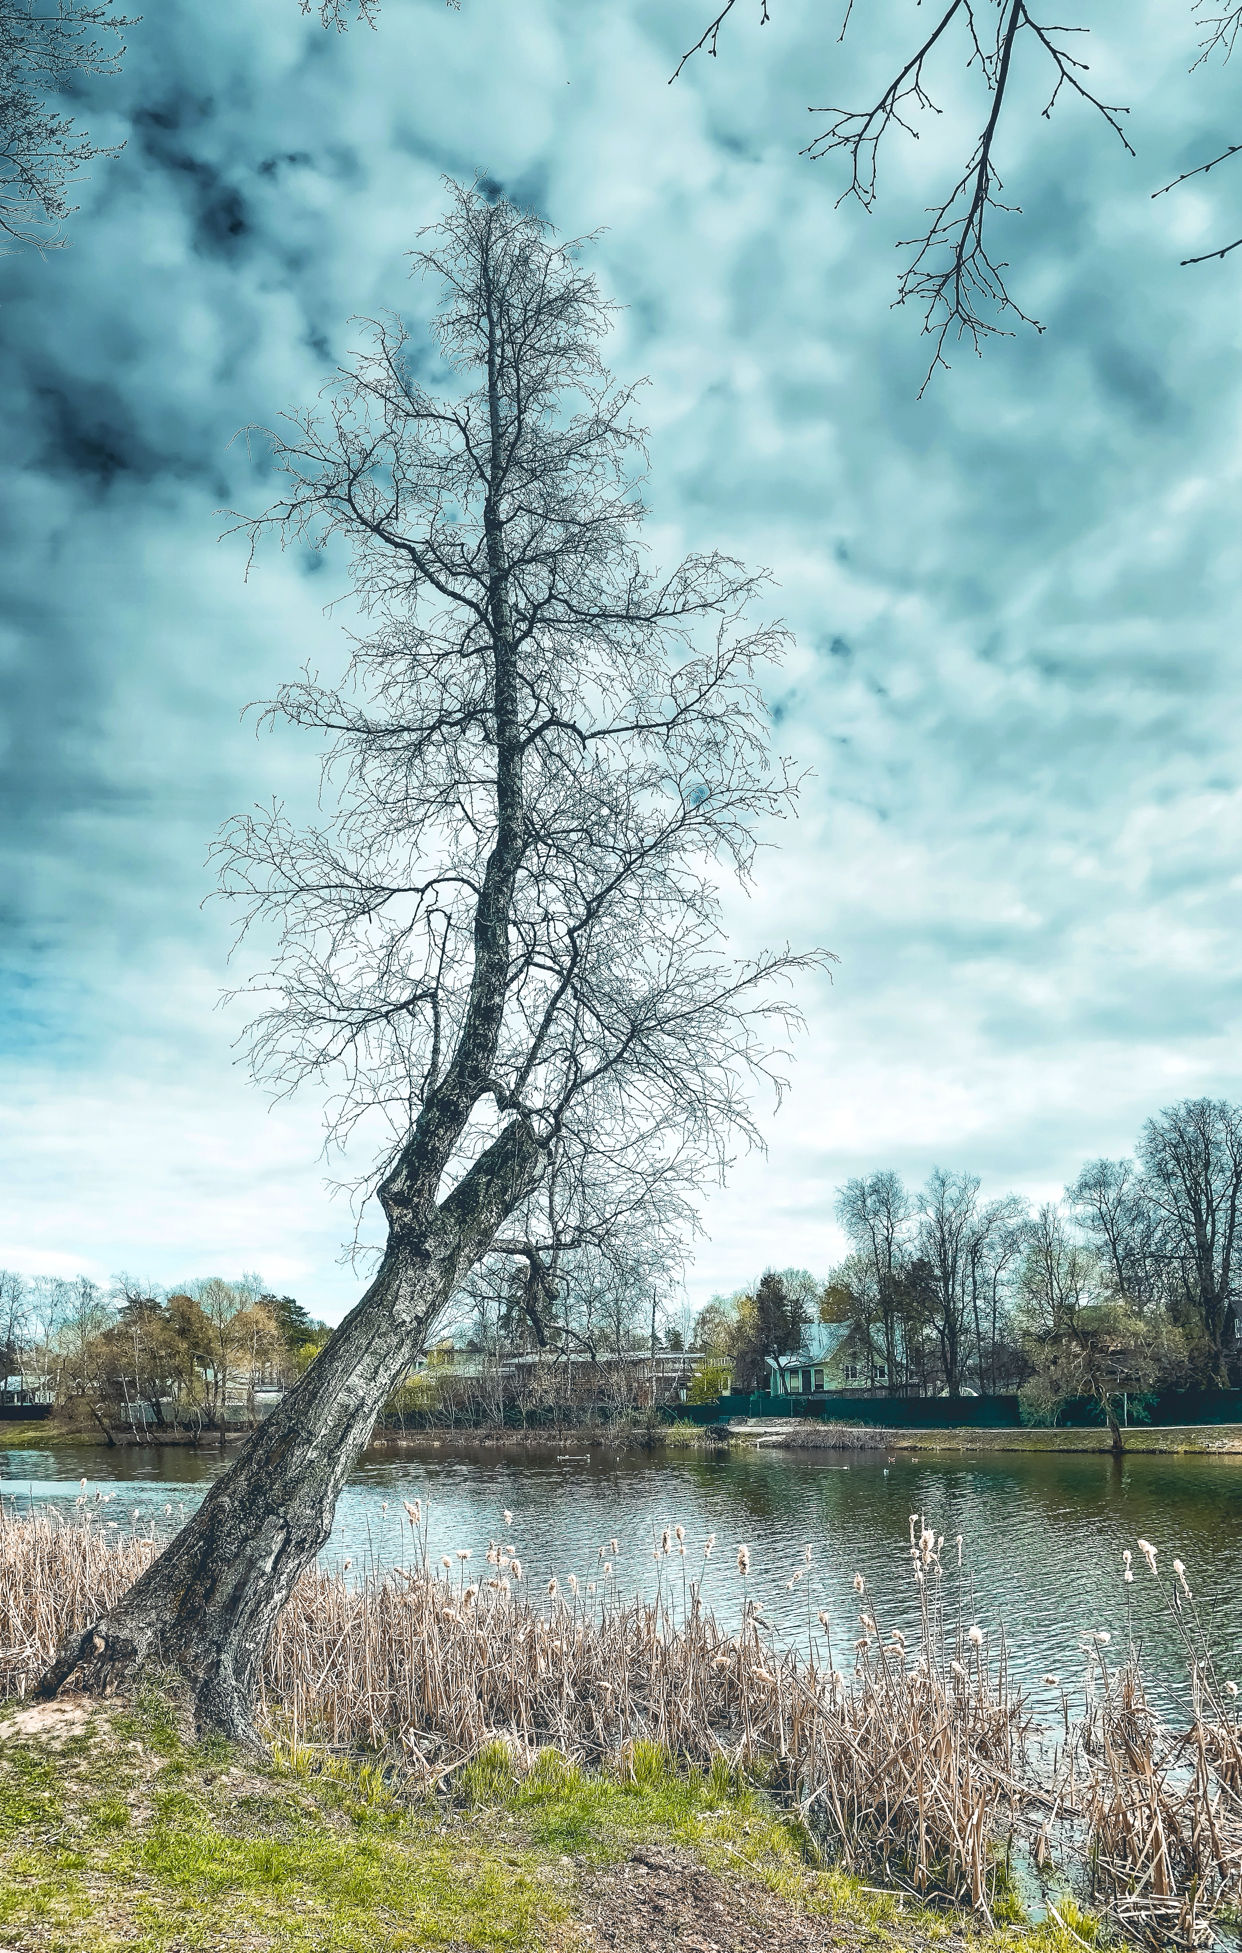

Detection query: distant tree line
xmin=0 ymin=1272 xmax=328 ymax=1431
xmin=0 ymin=1241 xmax=688 ymax=1435
xmin=693 ymin=1097 xmax=1242 ymax=1434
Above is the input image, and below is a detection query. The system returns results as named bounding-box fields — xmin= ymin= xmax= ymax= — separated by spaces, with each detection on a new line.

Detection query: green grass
xmin=0 ymin=1418 xmax=100 ymax=1449
xmin=0 ymin=1692 xmax=1111 ymax=1953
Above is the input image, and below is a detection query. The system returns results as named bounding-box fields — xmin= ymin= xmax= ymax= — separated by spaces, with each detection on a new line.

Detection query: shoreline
xmin=724 ymin=1417 xmax=1242 ymax=1455
xmin=4 ymin=1414 xmax=1241 ymax=1458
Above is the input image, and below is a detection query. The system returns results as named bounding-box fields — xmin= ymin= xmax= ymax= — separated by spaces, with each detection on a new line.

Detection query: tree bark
xmin=37 ymin=1117 xmax=542 ymax=1742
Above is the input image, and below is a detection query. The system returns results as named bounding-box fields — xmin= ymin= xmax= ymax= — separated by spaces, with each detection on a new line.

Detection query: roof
xmin=767 ymin=1321 xmax=858 ymax=1371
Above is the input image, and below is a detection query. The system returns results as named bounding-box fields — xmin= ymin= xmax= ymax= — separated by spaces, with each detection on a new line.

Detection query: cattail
xmin=853 ymin=1572 xmax=866 ymax=1594
xmin=603 ymin=1562 xmax=612 ymax=1577
xmin=456 ymin=1548 xmax=471 ymax=1561
xmin=1137 ymin=1537 xmax=1158 ymax=1574
xmin=951 ymin=1659 xmax=967 ymax=1680
xmin=441 ymin=1555 xmax=452 ymax=1570
xmin=955 ymin=1535 xmax=963 ymax=1567
xmin=1094 ymin=1630 xmax=1111 ymax=1645
xmin=737 ymin=1545 xmax=750 ymax=1576
xmin=890 ymin=1629 xmax=906 ymax=1650
xmin=610 ymin=1539 xmax=618 ymax=1554
xmin=804 ymin=1542 xmax=813 ymax=1565
xmin=817 ymin=1609 xmax=830 ymax=1629
xmin=661 ymin=1529 xmax=671 ymax=1555
xmin=675 ymin=1524 xmax=685 ymax=1543
xmin=503 ymin=1510 xmax=513 ymax=1526
xmin=704 ymin=1534 xmax=716 ymax=1559
xmin=80 ymin=1478 xmax=87 ymax=1490
xmin=587 ymin=1582 xmax=596 ymax=1596
xmin=547 ymin=1577 xmax=558 ymax=1598
xmin=1173 ymin=1557 xmax=1192 ymax=1599
xmin=510 ymin=1559 xmax=523 ymax=1581
xmin=343 ymin=1558 xmax=352 ymax=1572
xmin=164 ymin=1505 xmax=172 ymax=1517
xmin=567 ymin=1573 xmax=578 ymax=1595
xmin=1043 ymin=1674 xmax=1060 ymax=1687
xmin=968 ymin=1625 xmax=984 ymax=1646
xmin=1225 ymin=1681 xmax=1239 ymax=1698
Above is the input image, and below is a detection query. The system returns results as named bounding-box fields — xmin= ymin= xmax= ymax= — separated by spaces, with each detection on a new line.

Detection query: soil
xmin=567 ymin=1845 xmax=859 ymax=1953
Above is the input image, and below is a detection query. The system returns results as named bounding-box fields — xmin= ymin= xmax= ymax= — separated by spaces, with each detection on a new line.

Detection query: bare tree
xmin=914 ymin=1167 xmax=981 ymax=1396
xmin=1017 ymin=1202 xmax=1186 ymax=1453
xmin=0 ymin=0 xmax=132 ymax=251
xmin=0 ymin=1269 xmax=27 ymax=1386
xmin=39 ymin=183 xmax=824 ymax=1740
xmin=1137 ymin=1098 xmax=1242 ymax=1386
xmin=964 ymin=1193 xmax=1027 ymax=1395
xmin=835 ymin=1170 xmax=911 ymax=1389
xmin=57 ymin=1273 xmax=109 ymax=1394
xmin=1068 ymin=1155 xmax=1166 ymax=1309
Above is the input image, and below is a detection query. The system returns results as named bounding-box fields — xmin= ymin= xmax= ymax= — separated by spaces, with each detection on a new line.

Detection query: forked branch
xmin=675 ymin=1 xmax=1133 ymax=386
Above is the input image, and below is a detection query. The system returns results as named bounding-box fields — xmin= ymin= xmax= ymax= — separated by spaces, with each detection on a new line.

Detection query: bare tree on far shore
xmin=37 ymin=181 xmax=826 ymax=1742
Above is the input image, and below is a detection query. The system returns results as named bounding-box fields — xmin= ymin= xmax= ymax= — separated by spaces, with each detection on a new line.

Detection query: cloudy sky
xmin=3 ymin=0 xmax=1242 ymax=1321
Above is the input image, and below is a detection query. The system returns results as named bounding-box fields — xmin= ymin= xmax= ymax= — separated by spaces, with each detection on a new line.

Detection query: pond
xmin=4 ymin=1438 xmax=1241 ymax=1714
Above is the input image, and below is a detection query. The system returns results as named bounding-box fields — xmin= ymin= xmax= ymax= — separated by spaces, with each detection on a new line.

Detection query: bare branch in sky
xmin=676 ymin=1 xmax=1133 ymax=385
xmin=0 ymin=0 xmax=133 ymax=251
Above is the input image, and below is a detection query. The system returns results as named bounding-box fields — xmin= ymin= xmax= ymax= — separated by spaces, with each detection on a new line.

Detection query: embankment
xmin=726 ymin=1418 xmax=1242 ymax=1455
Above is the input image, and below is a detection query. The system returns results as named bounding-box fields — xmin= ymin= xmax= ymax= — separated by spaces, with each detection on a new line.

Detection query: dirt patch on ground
xmin=571 ymin=1845 xmax=857 ymax=1952
xmin=0 ymin=1696 xmax=96 ymax=1744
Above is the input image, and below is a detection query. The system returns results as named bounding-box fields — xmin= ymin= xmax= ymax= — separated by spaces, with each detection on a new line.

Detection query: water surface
xmin=5 ymin=1439 xmax=1240 ymax=1713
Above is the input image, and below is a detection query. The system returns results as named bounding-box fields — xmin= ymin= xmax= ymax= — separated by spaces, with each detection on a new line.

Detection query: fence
xmin=674 ymin=1386 xmax=1242 ymax=1430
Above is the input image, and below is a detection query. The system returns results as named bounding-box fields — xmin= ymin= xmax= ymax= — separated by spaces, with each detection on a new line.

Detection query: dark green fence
xmin=675 ymin=1392 xmax=1022 ymax=1428
xmin=674 ymin=1387 xmax=1242 ymax=1430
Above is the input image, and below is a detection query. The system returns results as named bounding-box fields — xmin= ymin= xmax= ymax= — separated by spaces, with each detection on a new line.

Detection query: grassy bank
xmin=0 ymin=1419 xmax=95 ymax=1450
xmin=0 ymin=1418 xmax=697 ymax=1456
xmin=727 ymin=1418 xmax=1242 ymax=1455
xmin=0 ymin=1690 xmax=1103 ymax=1953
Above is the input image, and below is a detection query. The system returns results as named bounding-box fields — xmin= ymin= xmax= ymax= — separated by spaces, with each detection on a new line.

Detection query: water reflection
xmin=4 ymin=1440 xmax=1240 ymax=1712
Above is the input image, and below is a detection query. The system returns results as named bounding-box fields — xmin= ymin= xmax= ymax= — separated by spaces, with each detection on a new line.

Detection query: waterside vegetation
xmin=4 ymin=1503 xmax=1240 ymax=1946
xmin=0 ymin=1686 xmax=1108 ymax=1953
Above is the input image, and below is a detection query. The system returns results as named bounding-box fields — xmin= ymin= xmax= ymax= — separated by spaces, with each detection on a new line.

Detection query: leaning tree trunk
xmin=37 ymin=1118 xmax=542 ymax=1743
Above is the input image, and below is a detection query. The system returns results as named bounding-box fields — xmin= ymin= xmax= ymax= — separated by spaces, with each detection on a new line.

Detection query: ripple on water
xmin=4 ymin=1441 xmax=1240 ymax=1712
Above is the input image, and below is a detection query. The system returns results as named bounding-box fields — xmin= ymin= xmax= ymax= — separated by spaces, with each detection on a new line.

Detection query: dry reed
xmin=3 ymin=1500 xmax=1240 ymax=1945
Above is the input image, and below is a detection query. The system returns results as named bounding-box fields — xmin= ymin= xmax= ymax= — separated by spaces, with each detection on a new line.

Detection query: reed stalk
xmin=3 ymin=1502 xmax=1239 ymax=1945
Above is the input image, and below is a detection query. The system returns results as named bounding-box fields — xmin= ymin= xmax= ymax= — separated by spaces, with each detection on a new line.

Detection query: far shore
xmin=725 ymin=1417 xmax=1242 ymax=1456
xmin=4 ymin=1413 xmax=1242 ymax=1458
